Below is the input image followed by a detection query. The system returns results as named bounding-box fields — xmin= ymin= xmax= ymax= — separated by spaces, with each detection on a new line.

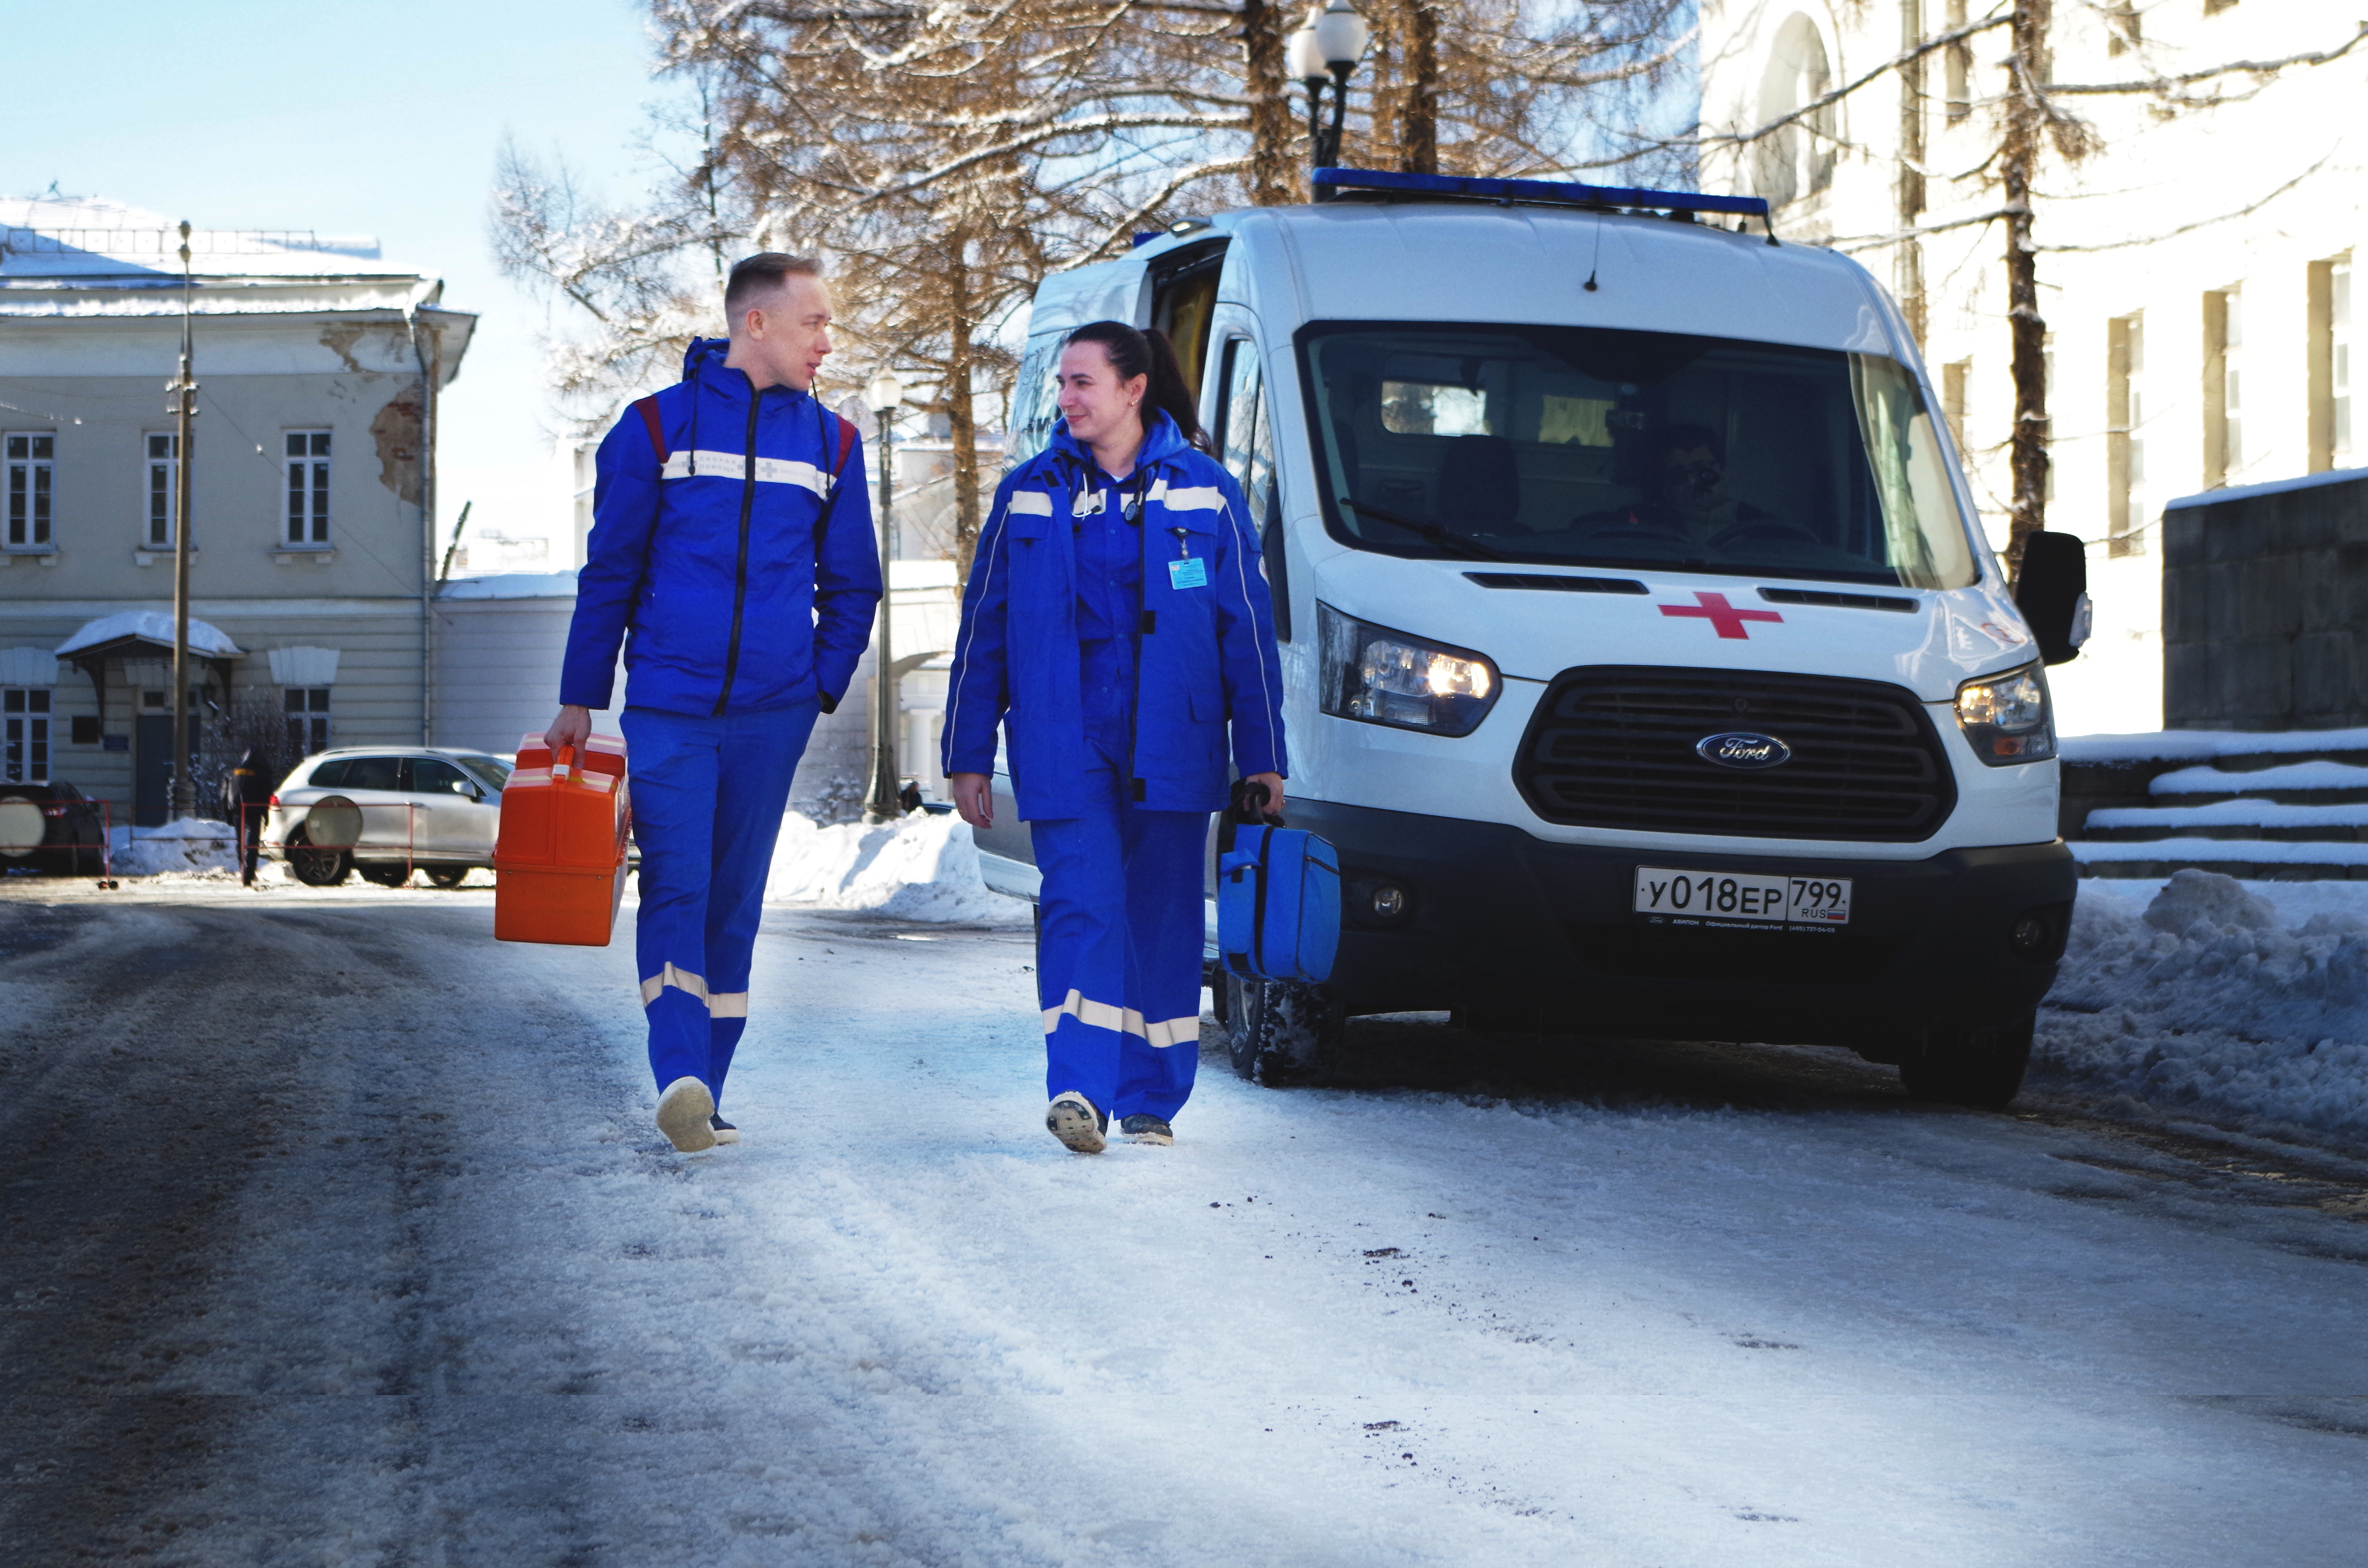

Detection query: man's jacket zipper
xmin=712 ymin=389 xmax=762 ymax=715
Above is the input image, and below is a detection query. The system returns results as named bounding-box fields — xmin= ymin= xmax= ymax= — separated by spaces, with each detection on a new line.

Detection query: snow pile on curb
xmin=107 ymin=820 xmax=239 ymax=878
xmin=765 ymin=810 xmax=1025 ymax=923
xmin=2038 ymin=869 xmax=2368 ymax=1140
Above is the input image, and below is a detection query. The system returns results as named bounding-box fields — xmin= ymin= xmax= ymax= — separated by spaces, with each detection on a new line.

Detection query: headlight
xmin=1955 ymin=664 xmax=2055 ymax=765
xmin=1319 ymin=604 xmax=1501 ymax=736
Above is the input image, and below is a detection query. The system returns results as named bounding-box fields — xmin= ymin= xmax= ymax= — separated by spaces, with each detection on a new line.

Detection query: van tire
xmin=357 ymin=862 xmax=413 ymax=888
xmin=1223 ymin=974 xmax=1344 ymax=1086
xmin=1897 ymin=1013 xmax=2033 ymax=1110
xmin=421 ymin=865 xmax=470 ymax=889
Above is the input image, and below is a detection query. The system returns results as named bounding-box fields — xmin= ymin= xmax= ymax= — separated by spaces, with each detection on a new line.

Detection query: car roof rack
xmin=1312 ymin=167 xmax=1777 ymax=245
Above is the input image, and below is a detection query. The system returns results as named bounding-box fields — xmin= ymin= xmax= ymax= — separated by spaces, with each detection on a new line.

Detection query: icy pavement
xmin=1 ymin=884 xmax=2365 ymax=1566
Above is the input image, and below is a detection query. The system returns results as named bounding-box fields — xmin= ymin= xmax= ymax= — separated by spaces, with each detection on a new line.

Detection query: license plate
xmin=1631 ymin=867 xmax=1853 ymax=927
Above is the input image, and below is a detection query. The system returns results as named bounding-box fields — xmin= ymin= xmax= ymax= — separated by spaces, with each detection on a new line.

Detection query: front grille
xmin=1516 ymin=666 xmax=1956 ymax=841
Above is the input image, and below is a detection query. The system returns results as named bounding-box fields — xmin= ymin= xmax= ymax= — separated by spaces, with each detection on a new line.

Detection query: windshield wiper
xmin=1336 ymin=497 xmax=1512 ymax=562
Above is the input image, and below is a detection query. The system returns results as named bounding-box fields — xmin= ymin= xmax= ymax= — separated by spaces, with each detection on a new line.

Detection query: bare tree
xmin=1702 ymin=8 xmax=2367 ymax=573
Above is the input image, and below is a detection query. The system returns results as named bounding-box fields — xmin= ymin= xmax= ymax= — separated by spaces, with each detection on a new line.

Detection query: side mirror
xmin=2014 ymin=530 xmax=2091 ymax=666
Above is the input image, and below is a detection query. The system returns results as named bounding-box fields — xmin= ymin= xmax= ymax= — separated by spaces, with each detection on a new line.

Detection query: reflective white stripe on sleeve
xmin=639 ymin=963 xmax=710 ymax=1007
xmin=708 ymin=992 xmax=749 ymax=1019
xmin=660 ymin=451 xmax=833 ymax=496
xmin=1159 ymin=485 xmax=1226 ymax=513
xmin=1008 ymin=490 xmax=1055 ymax=516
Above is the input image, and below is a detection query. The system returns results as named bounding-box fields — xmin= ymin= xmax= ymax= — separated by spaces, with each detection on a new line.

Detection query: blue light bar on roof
xmin=1312 ymin=167 xmax=1770 ymax=220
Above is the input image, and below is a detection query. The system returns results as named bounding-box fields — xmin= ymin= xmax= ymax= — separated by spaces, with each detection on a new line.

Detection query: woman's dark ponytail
xmin=1065 ymin=319 xmax=1209 ymax=451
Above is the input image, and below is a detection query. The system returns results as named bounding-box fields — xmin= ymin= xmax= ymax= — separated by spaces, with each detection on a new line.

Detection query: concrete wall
xmin=2163 ymin=473 xmax=2368 ymax=730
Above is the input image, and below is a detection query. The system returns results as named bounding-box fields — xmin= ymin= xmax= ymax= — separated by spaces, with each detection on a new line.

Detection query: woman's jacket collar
xmin=1044 ymin=409 xmax=1194 ymax=481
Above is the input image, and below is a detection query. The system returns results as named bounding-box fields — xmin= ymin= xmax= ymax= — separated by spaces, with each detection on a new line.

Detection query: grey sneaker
xmin=1119 ymin=1114 xmax=1173 ymax=1145
xmin=1046 ymin=1092 xmax=1107 ymax=1154
xmin=709 ymin=1114 xmax=740 ymax=1146
xmin=655 ymin=1076 xmax=717 ymax=1152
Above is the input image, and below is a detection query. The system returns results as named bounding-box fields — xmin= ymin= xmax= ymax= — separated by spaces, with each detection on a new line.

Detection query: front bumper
xmin=1289 ymin=799 xmax=2076 ymax=1049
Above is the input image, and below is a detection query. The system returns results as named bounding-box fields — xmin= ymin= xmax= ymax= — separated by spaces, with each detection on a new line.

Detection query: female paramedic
xmin=944 ymin=321 xmax=1287 ymax=1154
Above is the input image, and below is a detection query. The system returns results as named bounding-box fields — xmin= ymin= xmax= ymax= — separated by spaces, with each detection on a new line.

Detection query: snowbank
xmin=2038 ymin=870 xmax=2368 ymax=1142
xmin=765 ymin=809 xmax=1026 ymax=923
xmin=2060 ymin=726 xmax=2368 ymax=763
xmin=106 ymin=820 xmax=241 ymax=878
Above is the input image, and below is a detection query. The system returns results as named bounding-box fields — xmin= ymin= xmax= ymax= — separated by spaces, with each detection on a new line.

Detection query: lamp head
xmin=864 ymin=368 xmax=903 ymax=416
xmin=1314 ymin=0 xmax=1369 ymax=72
xmin=1286 ymin=20 xmax=1325 ymax=85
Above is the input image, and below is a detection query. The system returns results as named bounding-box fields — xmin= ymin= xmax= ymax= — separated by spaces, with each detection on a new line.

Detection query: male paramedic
xmin=548 ymin=253 xmax=880 ymax=1154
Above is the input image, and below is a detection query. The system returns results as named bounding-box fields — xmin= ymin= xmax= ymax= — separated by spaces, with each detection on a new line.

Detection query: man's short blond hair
xmin=725 ymin=252 xmax=824 ymax=322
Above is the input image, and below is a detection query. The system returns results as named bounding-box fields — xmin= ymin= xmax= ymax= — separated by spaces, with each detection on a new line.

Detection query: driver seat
xmin=1435 ymin=435 xmax=1524 ymax=535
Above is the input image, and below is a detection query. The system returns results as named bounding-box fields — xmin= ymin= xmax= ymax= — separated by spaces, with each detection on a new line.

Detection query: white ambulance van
xmin=977 ymin=168 xmax=2089 ymax=1108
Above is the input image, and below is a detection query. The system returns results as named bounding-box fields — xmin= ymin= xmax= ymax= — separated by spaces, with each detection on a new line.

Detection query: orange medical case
xmin=493 ymin=732 xmax=631 ymax=945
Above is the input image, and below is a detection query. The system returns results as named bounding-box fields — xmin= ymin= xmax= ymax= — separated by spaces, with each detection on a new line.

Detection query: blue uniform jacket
xmin=559 ymin=338 xmax=882 ymax=717
xmin=943 ymin=412 xmax=1287 ymax=820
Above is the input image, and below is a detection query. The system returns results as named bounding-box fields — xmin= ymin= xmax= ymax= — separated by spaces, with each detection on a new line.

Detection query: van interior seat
xmin=1437 ymin=434 xmax=1526 ymax=535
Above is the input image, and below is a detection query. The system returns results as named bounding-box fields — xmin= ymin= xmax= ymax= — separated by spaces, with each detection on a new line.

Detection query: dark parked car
xmin=0 ymin=781 xmax=109 ymax=876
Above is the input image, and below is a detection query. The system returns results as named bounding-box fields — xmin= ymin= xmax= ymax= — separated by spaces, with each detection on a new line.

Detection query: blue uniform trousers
xmin=1030 ymin=752 xmax=1207 ymax=1122
xmin=619 ymin=701 xmax=820 ymax=1106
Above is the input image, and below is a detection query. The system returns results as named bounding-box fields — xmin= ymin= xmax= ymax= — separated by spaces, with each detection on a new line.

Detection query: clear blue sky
xmin=7 ymin=0 xmax=680 ymax=551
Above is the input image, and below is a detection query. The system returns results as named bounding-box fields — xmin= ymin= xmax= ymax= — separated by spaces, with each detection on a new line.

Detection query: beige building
xmin=1697 ymin=1 xmax=2366 ymax=735
xmin=0 ymin=196 xmax=474 ymax=822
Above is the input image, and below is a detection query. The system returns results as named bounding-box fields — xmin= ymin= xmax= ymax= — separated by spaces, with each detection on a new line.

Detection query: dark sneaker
xmin=1119 ymin=1114 xmax=1173 ymax=1145
xmin=1046 ymin=1092 xmax=1107 ymax=1154
xmin=655 ymin=1076 xmax=717 ymax=1152
xmin=710 ymin=1114 xmax=740 ymax=1146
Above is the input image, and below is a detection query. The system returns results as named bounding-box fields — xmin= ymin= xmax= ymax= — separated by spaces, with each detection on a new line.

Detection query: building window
xmin=2107 ymin=315 xmax=2146 ymax=556
xmin=5 ymin=434 xmax=54 ymax=550
xmin=2205 ymin=288 xmax=2242 ymax=487
xmin=1944 ymin=0 xmax=1971 ymax=122
xmin=3 ymin=688 xmax=49 ymax=784
xmin=285 ymin=687 xmax=331 ymax=755
xmin=1754 ymin=15 xmax=1837 ymax=207
xmin=2310 ymin=257 xmax=2352 ymax=473
xmin=146 ymin=432 xmax=178 ymax=548
xmin=285 ymin=430 xmax=330 ymax=545
xmin=2105 ymin=3 xmax=2140 ymax=55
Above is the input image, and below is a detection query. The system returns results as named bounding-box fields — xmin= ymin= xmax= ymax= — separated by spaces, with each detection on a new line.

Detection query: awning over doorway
xmin=55 ymin=611 xmax=243 ymax=662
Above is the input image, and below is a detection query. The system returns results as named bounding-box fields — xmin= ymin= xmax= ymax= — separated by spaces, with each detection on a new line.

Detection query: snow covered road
xmin=2 ymin=884 xmax=2364 ymax=1566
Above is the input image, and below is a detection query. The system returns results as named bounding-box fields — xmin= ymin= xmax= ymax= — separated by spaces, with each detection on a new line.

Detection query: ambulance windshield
xmin=1298 ymin=322 xmax=1979 ymax=590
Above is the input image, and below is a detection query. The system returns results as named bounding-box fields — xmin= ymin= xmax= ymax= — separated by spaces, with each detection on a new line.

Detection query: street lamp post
xmin=1288 ymin=0 xmax=1370 ymax=193
xmin=167 ymin=219 xmax=198 ymax=819
xmin=862 ymin=368 xmax=903 ymax=824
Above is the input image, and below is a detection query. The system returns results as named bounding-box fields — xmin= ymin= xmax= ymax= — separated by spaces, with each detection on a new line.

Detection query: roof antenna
xmin=1583 ymin=209 xmax=1603 ymax=293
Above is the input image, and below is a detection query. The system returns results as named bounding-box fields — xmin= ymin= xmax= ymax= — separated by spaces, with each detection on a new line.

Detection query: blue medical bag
xmin=1217 ymin=784 xmax=1341 ymax=984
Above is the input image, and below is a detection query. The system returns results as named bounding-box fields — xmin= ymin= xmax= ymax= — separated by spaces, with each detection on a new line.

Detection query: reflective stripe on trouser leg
xmin=622 ymin=701 xmax=819 ymax=1102
xmin=699 ymin=702 xmax=814 ymax=1106
xmin=1113 ymin=800 xmax=1208 ymax=1121
xmin=1028 ymin=766 xmax=1209 ymax=1122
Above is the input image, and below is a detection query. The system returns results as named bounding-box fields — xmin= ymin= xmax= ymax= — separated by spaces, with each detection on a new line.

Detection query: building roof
xmin=0 ymin=195 xmax=472 ymax=338
xmin=437 ymin=571 xmax=581 ymax=601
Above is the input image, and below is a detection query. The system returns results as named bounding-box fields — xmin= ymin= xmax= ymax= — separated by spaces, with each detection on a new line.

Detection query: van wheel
xmin=1897 ymin=1014 xmax=2034 ymax=1110
xmin=1223 ymin=974 xmax=1345 ymax=1086
xmin=421 ymin=865 xmax=470 ymax=889
xmin=358 ymin=862 xmax=413 ymax=888
xmin=287 ymin=835 xmax=350 ymax=887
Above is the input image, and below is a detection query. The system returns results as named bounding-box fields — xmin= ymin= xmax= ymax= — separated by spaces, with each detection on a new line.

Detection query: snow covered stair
xmin=2063 ymin=729 xmax=2368 ymax=880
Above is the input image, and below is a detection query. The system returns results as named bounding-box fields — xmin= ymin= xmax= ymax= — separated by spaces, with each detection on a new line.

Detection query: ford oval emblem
xmin=1697 ymin=731 xmax=1792 ymax=770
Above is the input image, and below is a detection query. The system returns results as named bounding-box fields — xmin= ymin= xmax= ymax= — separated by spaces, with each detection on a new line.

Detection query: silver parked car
xmin=267 ymin=747 xmax=512 ymax=888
